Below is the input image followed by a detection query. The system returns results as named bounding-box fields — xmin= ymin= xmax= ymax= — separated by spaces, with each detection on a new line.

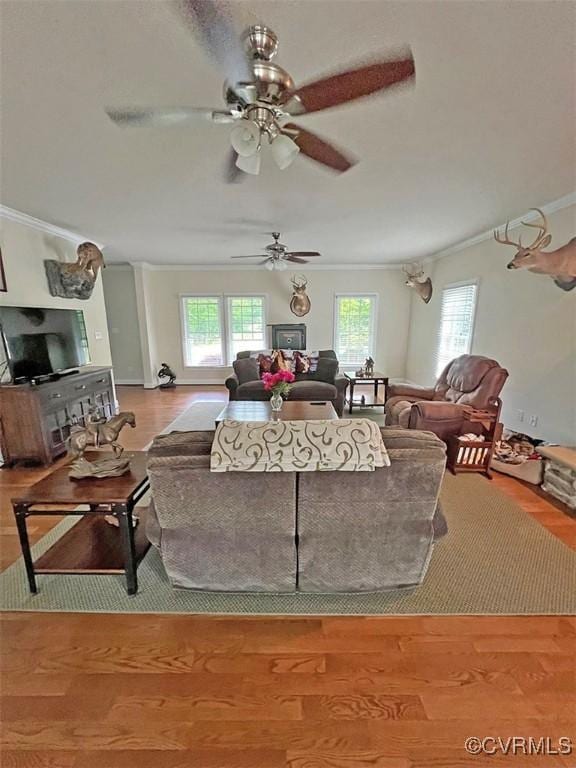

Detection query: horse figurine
xmin=68 ymin=411 xmax=136 ymax=460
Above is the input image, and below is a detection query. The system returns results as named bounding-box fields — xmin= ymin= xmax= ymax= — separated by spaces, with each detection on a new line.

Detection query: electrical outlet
xmin=516 ymin=410 xmax=524 ymax=423
xmin=529 ymin=415 xmax=538 ymax=428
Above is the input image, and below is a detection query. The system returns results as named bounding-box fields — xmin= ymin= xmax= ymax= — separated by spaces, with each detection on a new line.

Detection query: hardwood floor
xmin=1 ymin=385 xmax=574 ymax=768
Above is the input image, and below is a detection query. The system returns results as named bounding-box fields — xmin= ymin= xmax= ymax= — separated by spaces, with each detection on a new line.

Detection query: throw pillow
xmin=270 ymin=350 xmax=294 ymax=373
xmin=233 ymin=356 xmax=259 ymax=384
xmin=257 ymin=353 xmax=274 ymax=375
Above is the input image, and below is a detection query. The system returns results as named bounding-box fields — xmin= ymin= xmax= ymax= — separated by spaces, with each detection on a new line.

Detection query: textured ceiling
xmin=1 ymin=0 xmax=575 ymax=265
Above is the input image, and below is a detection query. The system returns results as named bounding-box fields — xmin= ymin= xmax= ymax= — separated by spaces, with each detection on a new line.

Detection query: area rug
xmin=158 ymin=400 xmax=385 ymax=434
xmin=1 ymin=473 xmax=574 ymax=615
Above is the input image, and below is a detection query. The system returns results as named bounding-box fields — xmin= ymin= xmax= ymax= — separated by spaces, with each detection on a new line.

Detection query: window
xmin=181 ymin=295 xmax=266 ymax=367
xmin=227 ymin=296 xmax=266 ymax=362
xmin=334 ymin=294 xmax=377 ymax=367
xmin=435 ymin=282 xmax=478 ymax=377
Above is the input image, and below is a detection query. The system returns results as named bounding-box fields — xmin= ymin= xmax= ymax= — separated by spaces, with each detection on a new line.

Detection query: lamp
xmin=235 ymin=151 xmax=261 ymax=175
xmin=271 ymin=133 xmax=300 ymax=170
xmin=230 ymin=120 xmax=261 ymax=157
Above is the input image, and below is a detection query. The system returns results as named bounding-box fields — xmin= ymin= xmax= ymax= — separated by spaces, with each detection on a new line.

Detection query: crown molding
xmin=115 ymin=261 xmax=402 ymax=272
xmin=423 ymin=191 xmax=576 ymax=265
xmin=0 ymin=205 xmax=104 ymax=248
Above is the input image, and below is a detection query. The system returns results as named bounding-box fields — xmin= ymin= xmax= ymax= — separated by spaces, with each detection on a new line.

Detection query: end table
xmin=11 ymin=451 xmax=150 ymax=595
xmin=343 ymin=371 xmax=389 ymax=415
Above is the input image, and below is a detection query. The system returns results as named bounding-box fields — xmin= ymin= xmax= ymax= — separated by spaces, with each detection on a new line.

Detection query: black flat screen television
xmin=0 ymin=306 xmax=91 ymax=382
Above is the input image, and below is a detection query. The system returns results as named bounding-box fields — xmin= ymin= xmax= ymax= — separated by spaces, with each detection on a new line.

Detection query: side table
xmin=11 ymin=451 xmax=150 ymax=595
xmin=343 ymin=371 xmax=389 ymax=415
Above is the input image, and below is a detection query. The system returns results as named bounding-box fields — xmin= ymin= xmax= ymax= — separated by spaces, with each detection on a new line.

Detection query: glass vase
xmin=270 ymin=392 xmax=283 ymax=412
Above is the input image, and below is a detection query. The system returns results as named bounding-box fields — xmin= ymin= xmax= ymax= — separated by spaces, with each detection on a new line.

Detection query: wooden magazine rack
xmin=446 ymin=397 xmax=503 ymax=478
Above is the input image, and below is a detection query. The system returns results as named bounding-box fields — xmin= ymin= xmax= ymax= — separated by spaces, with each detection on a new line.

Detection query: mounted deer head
xmin=494 ymin=208 xmax=576 ymax=291
xmin=403 ymin=263 xmax=433 ymax=304
xmin=290 ymin=274 xmax=311 ymax=317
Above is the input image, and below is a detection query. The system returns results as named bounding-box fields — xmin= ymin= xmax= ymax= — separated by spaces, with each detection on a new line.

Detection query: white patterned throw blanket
xmin=210 ymin=419 xmax=390 ymax=472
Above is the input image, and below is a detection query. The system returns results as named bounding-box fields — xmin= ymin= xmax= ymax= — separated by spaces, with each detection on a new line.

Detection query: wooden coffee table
xmin=216 ymin=400 xmax=339 ymax=425
xmin=11 ymin=451 xmax=150 ymax=595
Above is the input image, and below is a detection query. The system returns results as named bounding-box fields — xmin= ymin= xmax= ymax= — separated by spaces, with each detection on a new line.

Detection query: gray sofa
xmin=147 ymin=428 xmax=447 ymax=593
xmin=225 ymin=350 xmax=348 ymax=417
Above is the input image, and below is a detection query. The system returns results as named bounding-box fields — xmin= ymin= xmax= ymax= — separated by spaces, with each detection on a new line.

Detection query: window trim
xmin=180 ymin=292 xmax=268 ymax=368
xmin=434 ymin=279 xmax=479 ymax=378
xmin=333 ymin=292 xmax=379 ymax=368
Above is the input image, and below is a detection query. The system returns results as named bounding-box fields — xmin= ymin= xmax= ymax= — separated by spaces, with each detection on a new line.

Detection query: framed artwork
xmin=0 ymin=248 xmax=6 ymax=292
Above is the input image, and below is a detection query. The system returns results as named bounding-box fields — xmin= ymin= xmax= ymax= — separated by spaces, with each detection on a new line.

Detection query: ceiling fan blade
xmin=283 ymin=54 xmax=415 ymax=115
xmin=283 ymin=123 xmax=356 ymax=173
xmin=230 ymin=255 xmax=267 ymax=259
xmin=286 ymin=251 xmax=321 ymax=258
xmin=286 ymin=256 xmax=308 ymax=264
xmin=174 ymin=0 xmax=256 ymax=102
xmin=224 ymin=148 xmax=245 ymax=183
xmin=106 ymin=107 xmax=233 ymax=127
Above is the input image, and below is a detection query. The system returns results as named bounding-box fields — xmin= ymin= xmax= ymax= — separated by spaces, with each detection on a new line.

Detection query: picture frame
xmin=0 ymin=248 xmax=6 ymax=292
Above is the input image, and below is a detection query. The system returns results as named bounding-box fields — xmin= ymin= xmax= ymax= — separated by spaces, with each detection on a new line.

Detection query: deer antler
xmin=494 ymin=221 xmax=523 ymax=248
xmin=403 ymin=263 xmax=423 ymax=279
xmin=520 ymin=208 xmax=549 ymax=250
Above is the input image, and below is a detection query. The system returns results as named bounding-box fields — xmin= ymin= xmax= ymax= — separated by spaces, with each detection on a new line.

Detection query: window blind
xmin=435 ymin=282 xmax=478 ymax=377
xmin=181 ymin=296 xmax=224 ymax=367
xmin=334 ymin=294 xmax=377 ymax=367
xmin=227 ymin=296 xmax=266 ymax=364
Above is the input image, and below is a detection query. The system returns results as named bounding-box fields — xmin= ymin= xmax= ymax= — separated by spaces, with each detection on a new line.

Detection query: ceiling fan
xmin=231 ymin=232 xmax=320 ymax=270
xmin=106 ymin=0 xmax=415 ymax=182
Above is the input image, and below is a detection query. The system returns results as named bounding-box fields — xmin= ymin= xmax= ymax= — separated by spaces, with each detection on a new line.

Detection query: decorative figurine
xmin=364 ymin=357 xmax=375 ymax=376
xmin=157 ymin=362 xmax=176 ymax=389
xmin=67 ymin=410 xmax=136 ymax=479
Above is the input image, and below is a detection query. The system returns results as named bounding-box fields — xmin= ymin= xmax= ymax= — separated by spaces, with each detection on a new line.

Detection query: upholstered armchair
xmin=385 ymin=355 xmax=508 ymax=442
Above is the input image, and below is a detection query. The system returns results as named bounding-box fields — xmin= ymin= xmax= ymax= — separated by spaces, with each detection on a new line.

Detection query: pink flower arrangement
xmin=262 ymin=369 xmax=295 ymax=396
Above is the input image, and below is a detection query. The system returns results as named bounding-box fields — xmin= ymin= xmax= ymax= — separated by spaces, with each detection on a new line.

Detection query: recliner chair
xmin=385 ymin=354 xmax=508 ymax=442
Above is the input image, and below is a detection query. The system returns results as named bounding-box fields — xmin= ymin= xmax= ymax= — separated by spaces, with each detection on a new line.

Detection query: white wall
xmin=405 ymin=204 xmax=576 ymax=444
xmin=0 ymin=216 xmax=112 ymax=376
xmin=102 ymin=266 xmax=143 ymax=383
xmin=104 ymin=265 xmax=412 ymax=387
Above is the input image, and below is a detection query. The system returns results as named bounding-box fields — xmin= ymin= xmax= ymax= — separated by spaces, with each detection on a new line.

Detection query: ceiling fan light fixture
xmin=264 ymin=259 xmax=275 ymax=271
xmin=230 ymin=120 xmax=261 ymax=157
xmin=235 ymin=151 xmax=261 ymax=175
xmin=271 ymin=133 xmax=300 ymax=170
xmin=275 ymin=258 xmax=288 ymax=271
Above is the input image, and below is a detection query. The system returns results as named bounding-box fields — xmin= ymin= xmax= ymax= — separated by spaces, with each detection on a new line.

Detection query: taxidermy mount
xmin=494 ymin=209 xmax=576 ymax=291
xmin=290 ymin=274 xmax=311 ymax=317
xmin=45 ymin=242 xmax=106 ymax=300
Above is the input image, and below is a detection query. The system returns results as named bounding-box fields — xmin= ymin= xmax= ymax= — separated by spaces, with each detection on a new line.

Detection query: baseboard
xmin=114 ymin=379 xmax=145 ymax=386
xmin=172 ymin=379 xmax=227 ymax=386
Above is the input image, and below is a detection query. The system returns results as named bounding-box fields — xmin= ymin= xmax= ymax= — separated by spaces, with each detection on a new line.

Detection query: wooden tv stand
xmin=0 ymin=367 xmax=115 ymax=466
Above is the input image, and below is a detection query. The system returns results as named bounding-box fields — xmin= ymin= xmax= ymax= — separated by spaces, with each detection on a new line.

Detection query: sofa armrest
xmin=225 ymin=374 xmax=239 ymax=396
xmin=386 ymin=383 xmax=435 ymax=401
xmin=411 ymin=400 xmax=467 ymax=419
xmin=409 ymin=400 xmax=468 ymax=431
xmin=334 ymin=374 xmax=348 ymax=393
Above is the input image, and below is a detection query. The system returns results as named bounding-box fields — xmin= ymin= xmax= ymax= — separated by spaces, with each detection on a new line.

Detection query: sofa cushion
xmin=287 ymin=381 xmax=337 ymax=400
xmin=233 ymin=356 xmax=259 ymax=384
xmin=237 ymin=380 xmax=269 ymax=401
xmin=236 ymin=379 xmax=337 ymax=402
xmin=305 ymin=356 xmax=338 ymax=383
